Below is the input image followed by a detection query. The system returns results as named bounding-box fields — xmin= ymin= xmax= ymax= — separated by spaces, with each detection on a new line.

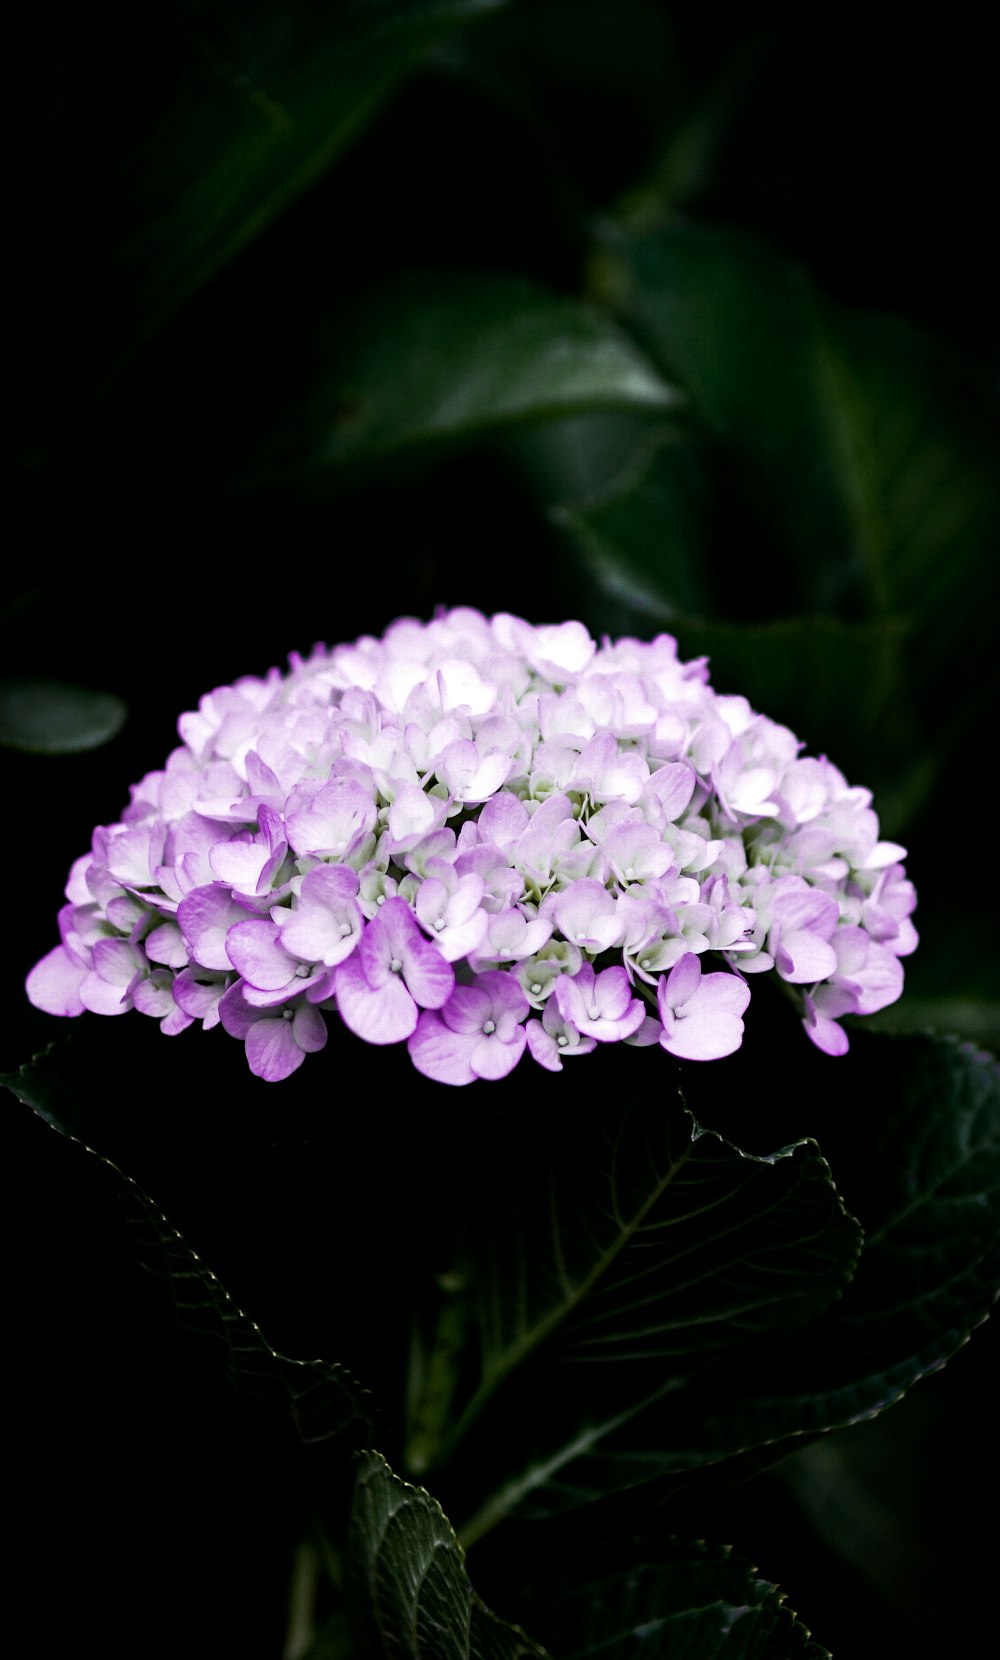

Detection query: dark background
xmin=7 ymin=3 xmax=998 ymax=1654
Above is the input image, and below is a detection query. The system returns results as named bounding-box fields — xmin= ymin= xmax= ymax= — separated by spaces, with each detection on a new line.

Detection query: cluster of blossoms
xmin=27 ymin=610 xmax=916 ymax=1084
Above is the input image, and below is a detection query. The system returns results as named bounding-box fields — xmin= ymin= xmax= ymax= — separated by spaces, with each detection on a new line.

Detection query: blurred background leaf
xmin=0 ymin=678 xmax=127 ymax=754
xmin=530 ymin=1547 xmax=830 ymax=1659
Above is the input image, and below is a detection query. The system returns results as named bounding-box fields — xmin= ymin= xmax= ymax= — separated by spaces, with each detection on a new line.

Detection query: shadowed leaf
xmin=0 ymin=678 xmax=127 ymax=754
xmin=405 ymin=1082 xmax=859 ymax=1537
xmin=90 ymin=0 xmax=510 ymax=395
xmin=532 ymin=1547 xmax=830 ymax=1659
xmin=349 ymin=1451 xmax=549 ymax=1658
xmin=252 ymin=269 xmax=678 ymax=485
xmin=603 ymin=222 xmax=999 ymax=666
xmin=2 ymin=1045 xmax=372 ymax=1449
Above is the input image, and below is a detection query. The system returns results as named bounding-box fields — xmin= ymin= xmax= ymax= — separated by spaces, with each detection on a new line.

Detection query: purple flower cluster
xmin=26 ymin=610 xmax=916 ymax=1084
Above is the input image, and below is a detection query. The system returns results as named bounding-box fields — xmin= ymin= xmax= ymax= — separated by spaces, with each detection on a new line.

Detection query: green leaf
xmin=603 ymin=222 xmax=999 ymax=657
xmin=2 ymin=1045 xmax=372 ymax=1449
xmin=415 ymin=1033 xmax=998 ymax=1537
xmin=732 ymin=1033 xmax=1000 ymax=1435
xmin=92 ymin=0 xmax=510 ymax=390
xmin=0 ymin=677 xmax=127 ymax=754
xmin=591 ymin=1033 xmax=1000 ymax=1504
xmin=532 ymin=1548 xmax=830 ymax=1659
xmin=551 ymin=425 xmax=714 ymax=620
xmin=406 ymin=1079 xmax=860 ymax=1533
xmin=256 ymin=269 xmax=678 ymax=482
xmin=348 ymin=1451 xmax=549 ymax=1659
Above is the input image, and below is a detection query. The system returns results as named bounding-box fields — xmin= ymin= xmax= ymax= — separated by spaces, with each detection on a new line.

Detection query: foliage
xmin=8 ymin=2 xmax=998 ymax=1654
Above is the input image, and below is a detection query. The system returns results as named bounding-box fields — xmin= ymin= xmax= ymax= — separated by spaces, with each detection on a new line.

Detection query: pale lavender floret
xmin=570 ymin=730 xmax=649 ymax=806
xmin=514 ymin=940 xmax=583 ymax=1006
xmin=219 ymin=982 xmax=328 ymax=1081
xmin=132 ymin=969 xmax=194 ymax=1035
xmin=26 ymin=607 xmax=916 ymax=1085
xmin=26 ymin=943 xmax=89 ymax=1017
xmin=468 ymin=907 xmax=553 ymax=969
xmin=541 ymin=878 xmax=624 ymax=955
xmin=412 ymin=866 xmax=489 ymax=962
xmin=553 ymin=963 xmax=646 ymax=1042
xmin=79 ymin=937 xmax=146 ymax=1016
xmin=285 ymin=776 xmax=377 ymax=860
xmin=803 ymin=983 xmax=857 ymax=1057
xmin=597 ymin=816 xmax=676 ymax=886
xmin=383 ymin=782 xmax=450 ymax=852
xmin=178 ymin=883 xmax=255 ymax=971
xmin=144 ymin=919 xmax=189 ymax=969
xmin=618 ymin=890 xmax=688 ymax=985
xmin=657 ymin=953 xmax=751 ymax=1061
xmin=225 ymin=918 xmax=327 ymax=1008
xmin=509 ymin=794 xmax=594 ymax=890
xmin=334 ymin=897 xmax=454 ymax=1045
xmin=208 ymin=803 xmax=289 ymax=899
xmin=274 ymin=863 xmax=363 ymax=967
xmin=408 ymin=970 xmax=529 ymax=1084
xmin=768 ymin=887 xmax=840 ymax=985
xmin=436 ymin=737 xmax=513 ymax=804
xmin=525 ymin=998 xmax=597 ymax=1071
xmin=173 ymin=967 xmax=232 ymax=1029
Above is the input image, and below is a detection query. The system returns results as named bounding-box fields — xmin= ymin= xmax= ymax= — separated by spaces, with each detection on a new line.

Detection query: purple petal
xmin=335 ymin=954 xmax=418 ymax=1044
xmin=174 ymin=968 xmax=229 ymax=1026
xmin=775 ymin=929 xmax=839 ymax=984
xmin=401 ymin=934 xmax=455 ymax=1009
xmin=246 ymin=1016 xmax=307 ymax=1081
xmin=178 ymin=883 xmax=252 ymax=971
xmin=218 ymin=981 xmax=259 ymax=1039
xmin=439 ymin=983 xmax=492 ymax=1034
xmin=469 ymin=1023 xmax=527 ymax=1080
xmin=26 ymin=945 xmax=88 ymax=1017
xmin=226 ymin=919 xmax=300 ymax=989
xmin=525 ymin=1019 xmax=564 ymax=1071
xmin=408 ymin=1010 xmax=478 ymax=1085
xmin=659 ymin=958 xmax=751 ymax=1061
xmin=291 ymin=1003 xmax=328 ymax=1054
xmin=660 ymin=952 xmax=701 ymax=1012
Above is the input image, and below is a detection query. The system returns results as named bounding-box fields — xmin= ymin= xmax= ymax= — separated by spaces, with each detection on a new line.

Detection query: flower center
xmin=482 ymin=1018 xmax=496 ymax=1035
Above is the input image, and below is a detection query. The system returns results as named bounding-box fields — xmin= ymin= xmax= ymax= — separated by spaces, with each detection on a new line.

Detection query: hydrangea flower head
xmin=27 ymin=610 xmax=916 ymax=1083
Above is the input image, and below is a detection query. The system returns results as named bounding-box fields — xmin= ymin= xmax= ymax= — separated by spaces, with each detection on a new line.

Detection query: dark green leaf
xmin=415 ymin=1035 xmax=998 ymax=1535
xmin=552 ymin=425 xmax=713 ymax=620
xmin=604 ymin=222 xmax=999 ymax=658
xmin=94 ymin=0 xmax=510 ymax=385
xmin=406 ymin=1082 xmax=859 ymax=1533
xmin=532 ymin=1547 xmax=830 ymax=1659
xmin=732 ymin=1034 xmax=1000 ymax=1434
xmin=2 ymin=1046 xmax=372 ymax=1449
xmin=504 ymin=409 xmax=681 ymax=516
xmin=0 ymin=678 xmax=127 ymax=754
xmin=348 ymin=1451 xmax=549 ymax=1659
xmin=593 ymin=1033 xmax=1000 ymax=1504
xmin=256 ymin=269 xmax=677 ymax=482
